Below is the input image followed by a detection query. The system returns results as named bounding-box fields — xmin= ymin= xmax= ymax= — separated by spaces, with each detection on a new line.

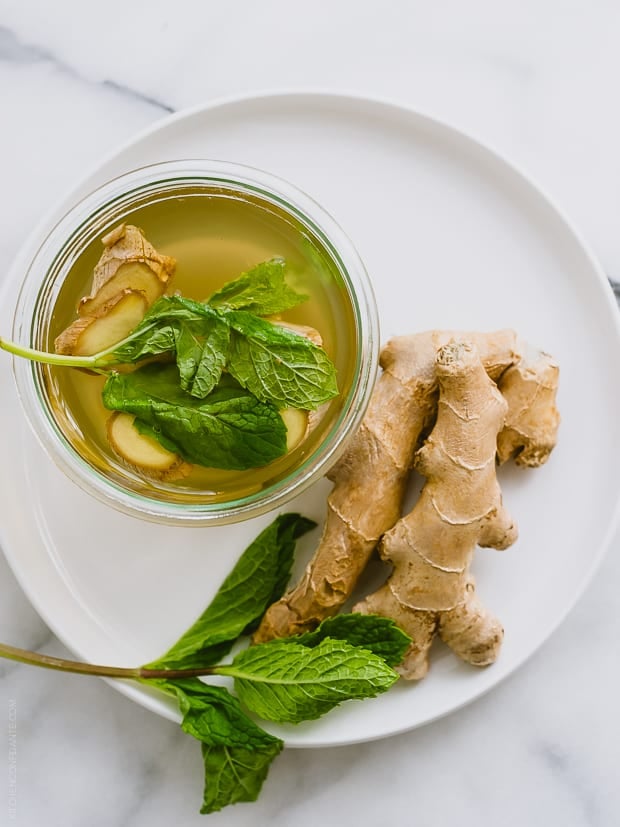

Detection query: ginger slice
xmin=280 ymin=408 xmax=309 ymax=451
xmin=254 ymin=329 xmax=521 ymax=643
xmin=79 ymin=224 xmax=175 ymax=317
xmin=354 ymin=341 xmax=516 ymax=680
xmin=107 ymin=412 xmax=191 ymax=481
xmin=55 ymin=290 xmax=148 ymax=357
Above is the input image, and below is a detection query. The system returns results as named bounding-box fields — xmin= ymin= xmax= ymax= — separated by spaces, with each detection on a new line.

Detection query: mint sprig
xmin=0 ymin=514 xmax=412 ymax=814
xmin=142 ymin=514 xmax=407 ymax=809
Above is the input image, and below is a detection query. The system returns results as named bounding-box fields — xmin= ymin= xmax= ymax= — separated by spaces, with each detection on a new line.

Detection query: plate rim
xmin=2 ymin=88 xmax=619 ymax=748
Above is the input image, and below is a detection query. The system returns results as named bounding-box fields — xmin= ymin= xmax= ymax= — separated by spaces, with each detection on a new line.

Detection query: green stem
xmin=0 ymin=315 xmax=159 ymax=371
xmin=0 ymin=337 xmax=104 ymax=369
xmin=0 ymin=642 xmax=217 ymax=681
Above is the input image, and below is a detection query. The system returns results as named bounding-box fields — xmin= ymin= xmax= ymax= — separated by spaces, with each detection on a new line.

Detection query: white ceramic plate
xmin=1 ymin=92 xmax=619 ymax=748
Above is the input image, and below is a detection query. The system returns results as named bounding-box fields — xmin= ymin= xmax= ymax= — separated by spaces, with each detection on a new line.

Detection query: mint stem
xmin=0 ymin=320 xmax=157 ymax=370
xmin=0 ymin=642 xmax=218 ymax=681
xmin=0 ymin=337 xmax=103 ymax=369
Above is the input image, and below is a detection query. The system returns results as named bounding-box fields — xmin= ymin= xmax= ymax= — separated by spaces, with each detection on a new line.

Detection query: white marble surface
xmin=0 ymin=2 xmax=619 ymax=825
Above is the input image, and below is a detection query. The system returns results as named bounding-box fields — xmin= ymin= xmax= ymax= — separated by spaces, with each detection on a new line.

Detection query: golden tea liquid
xmin=43 ymin=186 xmax=357 ymax=504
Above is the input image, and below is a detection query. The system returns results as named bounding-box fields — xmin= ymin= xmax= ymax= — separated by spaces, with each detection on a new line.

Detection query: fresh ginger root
xmin=254 ymin=328 xmax=560 ymax=671
xmin=254 ymin=329 xmax=521 ymax=643
xmin=354 ymin=341 xmax=516 ymax=679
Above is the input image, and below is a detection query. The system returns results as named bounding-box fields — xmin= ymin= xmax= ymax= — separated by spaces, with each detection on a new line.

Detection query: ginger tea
xmin=42 ymin=185 xmax=358 ymax=505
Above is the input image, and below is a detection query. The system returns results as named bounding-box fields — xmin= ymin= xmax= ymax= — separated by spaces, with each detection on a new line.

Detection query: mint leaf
xmin=190 ymin=319 xmax=230 ymax=399
xmin=207 ymin=258 xmax=307 ymax=315
xmin=225 ymin=311 xmax=338 ymax=410
xmin=217 ymin=638 xmax=398 ymax=724
xmin=111 ymin=296 xmax=229 ymax=399
xmin=287 ymin=614 xmax=411 ymax=667
xmin=200 ymin=743 xmax=280 ymax=814
xmin=148 ymin=514 xmax=316 ymax=671
xmin=157 ymin=679 xmax=279 ymax=749
xmin=102 ymin=365 xmax=287 ymax=470
xmin=176 ymin=313 xmax=230 ymax=398
xmin=155 ymin=679 xmax=282 ymax=813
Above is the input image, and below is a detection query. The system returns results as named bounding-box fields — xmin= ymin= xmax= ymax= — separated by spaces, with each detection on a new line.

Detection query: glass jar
xmin=11 ymin=160 xmax=379 ymax=525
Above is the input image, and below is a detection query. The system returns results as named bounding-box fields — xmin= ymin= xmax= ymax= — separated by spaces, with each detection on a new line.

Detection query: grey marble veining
xmin=0 ymin=24 xmax=174 ymax=113
xmin=0 ymin=2 xmax=619 ymax=825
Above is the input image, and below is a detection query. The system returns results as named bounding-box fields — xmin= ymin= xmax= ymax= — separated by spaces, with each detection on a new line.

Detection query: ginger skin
xmin=497 ymin=348 xmax=560 ymax=467
xmin=354 ymin=342 xmax=516 ymax=679
xmin=254 ymin=329 xmax=521 ymax=643
xmin=78 ymin=224 xmax=175 ymax=317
